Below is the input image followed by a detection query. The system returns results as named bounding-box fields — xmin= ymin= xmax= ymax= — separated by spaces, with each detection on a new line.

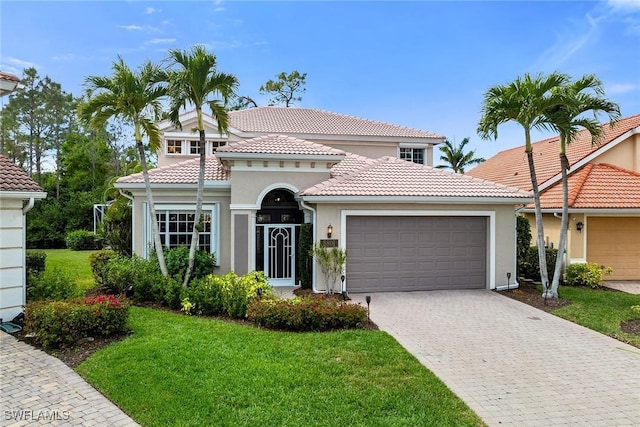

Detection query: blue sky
xmin=1 ymin=0 xmax=639 ymax=162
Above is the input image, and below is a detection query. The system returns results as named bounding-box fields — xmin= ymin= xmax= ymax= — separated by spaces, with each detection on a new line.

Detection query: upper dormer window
xmin=210 ymin=140 xmax=227 ymax=153
xmin=167 ymin=140 xmax=182 ymax=154
xmin=189 ymin=141 xmax=201 ymax=155
xmin=400 ymin=147 xmax=424 ymax=165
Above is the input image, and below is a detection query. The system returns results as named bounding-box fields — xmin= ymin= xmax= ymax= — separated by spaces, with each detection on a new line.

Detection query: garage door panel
xmin=346 ymin=216 xmax=486 ymax=292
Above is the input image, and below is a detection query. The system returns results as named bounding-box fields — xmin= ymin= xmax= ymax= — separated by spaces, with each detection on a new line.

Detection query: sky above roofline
xmin=1 ymin=0 xmax=639 ymax=163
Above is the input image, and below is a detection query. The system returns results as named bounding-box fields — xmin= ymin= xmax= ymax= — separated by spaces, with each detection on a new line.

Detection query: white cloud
xmin=146 ymin=38 xmax=177 ymax=45
xmin=215 ymin=7 xmax=225 ymax=12
xmin=120 ymin=24 xmax=143 ymax=31
xmin=606 ymin=82 xmax=639 ymax=95
xmin=3 ymin=56 xmax=38 ymax=69
xmin=607 ymin=0 xmax=640 ymax=12
xmin=145 ymin=7 xmax=160 ymax=15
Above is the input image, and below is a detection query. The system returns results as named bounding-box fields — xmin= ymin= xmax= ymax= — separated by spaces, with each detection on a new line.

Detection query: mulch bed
xmin=497 ymin=282 xmax=572 ymax=312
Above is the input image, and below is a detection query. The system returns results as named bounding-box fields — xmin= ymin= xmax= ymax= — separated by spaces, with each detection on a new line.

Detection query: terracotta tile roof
xmin=330 ymin=153 xmax=376 ymax=177
xmin=0 ymin=155 xmax=44 ymax=192
xmin=116 ymin=156 xmax=229 ymax=185
xmin=0 ymin=71 xmax=20 ymax=82
xmin=467 ymin=114 xmax=640 ymax=190
xmin=302 ymin=156 xmax=530 ymax=199
xmin=216 ymin=134 xmax=346 ymax=156
xmin=537 ymin=163 xmax=640 ymax=209
xmin=228 ymin=107 xmax=443 ymax=139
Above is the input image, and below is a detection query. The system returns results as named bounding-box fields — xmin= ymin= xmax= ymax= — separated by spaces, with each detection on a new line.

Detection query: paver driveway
xmin=351 ymin=290 xmax=640 ymax=427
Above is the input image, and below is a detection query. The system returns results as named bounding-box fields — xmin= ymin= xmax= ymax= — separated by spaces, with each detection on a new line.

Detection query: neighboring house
xmin=0 ymin=71 xmax=22 ymax=97
xmin=467 ymin=114 xmax=640 ymax=281
xmin=0 ymin=156 xmax=47 ymax=321
xmin=116 ymin=107 xmax=531 ymax=293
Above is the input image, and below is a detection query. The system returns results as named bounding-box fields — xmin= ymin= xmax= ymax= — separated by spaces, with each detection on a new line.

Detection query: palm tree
xmin=544 ymin=75 xmax=620 ymax=298
xmin=79 ymin=57 xmax=169 ymax=276
xmin=165 ymin=45 xmax=238 ymax=286
xmin=435 ymin=137 xmax=485 ymax=173
xmin=478 ymin=72 xmax=570 ymax=296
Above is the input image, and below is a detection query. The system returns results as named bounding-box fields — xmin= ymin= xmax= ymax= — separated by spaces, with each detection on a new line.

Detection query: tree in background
xmin=478 ymin=72 xmax=570 ymax=297
xmin=260 ymin=71 xmax=307 ymax=107
xmin=79 ymin=57 xmax=169 ymax=276
xmin=543 ymin=75 xmax=619 ymax=298
xmin=165 ymin=45 xmax=238 ymax=286
xmin=435 ymin=137 xmax=485 ymax=173
xmin=229 ymin=95 xmax=258 ymax=111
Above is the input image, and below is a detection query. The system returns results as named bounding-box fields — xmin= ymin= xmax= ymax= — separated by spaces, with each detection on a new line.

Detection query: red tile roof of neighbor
xmin=216 ymin=134 xmax=346 ymax=156
xmin=116 ymin=156 xmax=229 ymax=184
xmin=466 ymin=114 xmax=640 ymax=190
xmin=228 ymin=107 xmax=444 ymax=139
xmin=0 ymin=155 xmax=44 ymax=192
xmin=301 ymin=156 xmax=531 ymax=199
xmin=536 ymin=163 xmax=640 ymax=209
xmin=0 ymin=71 xmax=20 ymax=82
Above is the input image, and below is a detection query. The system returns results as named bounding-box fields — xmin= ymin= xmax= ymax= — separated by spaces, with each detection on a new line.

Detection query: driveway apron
xmin=351 ymin=290 xmax=640 ymax=427
xmin=0 ymin=332 xmax=138 ymax=426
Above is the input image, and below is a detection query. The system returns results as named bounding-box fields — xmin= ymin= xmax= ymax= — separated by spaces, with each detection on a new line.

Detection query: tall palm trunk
xmin=136 ymin=135 xmax=168 ymax=277
xmin=525 ymin=129 xmax=550 ymax=294
xmin=183 ymin=110 xmax=206 ymax=287
xmin=548 ymin=148 xmax=570 ymax=298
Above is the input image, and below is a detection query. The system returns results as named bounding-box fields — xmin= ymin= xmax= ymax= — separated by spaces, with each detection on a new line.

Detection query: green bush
xmin=164 ymin=246 xmax=216 ymax=284
xmin=98 ymin=197 xmax=132 ymax=257
xmin=565 ymin=263 xmax=613 ymax=288
xmin=298 ymin=223 xmax=313 ymax=289
xmin=161 ymin=277 xmax=185 ymax=309
xmin=185 ymin=275 xmax=225 ymax=315
xmin=25 ymin=295 xmax=130 ymax=348
xmin=26 ymin=268 xmax=78 ymax=302
xmin=516 ymin=216 xmax=532 ymax=277
xmin=520 ymin=246 xmax=558 ymax=283
xmin=26 ymin=250 xmax=47 ymax=276
xmin=89 ymin=249 xmax=118 ymax=288
xmin=221 ymin=271 xmax=271 ymax=318
xmin=65 ymin=230 xmax=102 ymax=251
xmin=246 ymin=295 xmax=368 ymax=332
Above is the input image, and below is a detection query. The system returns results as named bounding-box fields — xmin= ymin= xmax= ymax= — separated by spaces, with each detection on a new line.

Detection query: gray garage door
xmin=346 ymin=216 xmax=487 ymax=292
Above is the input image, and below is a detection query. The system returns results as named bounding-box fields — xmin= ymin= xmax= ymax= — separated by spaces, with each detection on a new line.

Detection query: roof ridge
xmin=568 ymin=164 xmax=594 ymax=206
xmin=596 ymin=162 xmax=640 ymax=177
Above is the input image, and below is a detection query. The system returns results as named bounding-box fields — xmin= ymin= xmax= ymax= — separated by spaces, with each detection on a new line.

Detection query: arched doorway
xmin=255 ymin=189 xmax=303 ymax=286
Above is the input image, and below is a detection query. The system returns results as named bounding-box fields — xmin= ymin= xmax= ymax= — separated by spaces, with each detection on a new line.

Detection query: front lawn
xmin=43 ymin=248 xmax=98 ymax=292
xmin=77 ymin=307 xmax=484 ymax=427
xmin=552 ymin=286 xmax=640 ymax=347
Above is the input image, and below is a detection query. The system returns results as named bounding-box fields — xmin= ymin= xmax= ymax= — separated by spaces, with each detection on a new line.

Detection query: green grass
xmin=554 ymin=285 xmax=640 ymax=347
xmin=77 ymin=307 xmax=484 ymax=427
xmin=43 ymin=249 xmax=98 ymax=292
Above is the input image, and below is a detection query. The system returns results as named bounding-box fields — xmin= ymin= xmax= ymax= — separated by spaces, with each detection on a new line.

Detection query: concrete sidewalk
xmin=351 ymin=290 xmax=640 ymax=427
xmin=0 ymin=332 xmax=138 ymax=427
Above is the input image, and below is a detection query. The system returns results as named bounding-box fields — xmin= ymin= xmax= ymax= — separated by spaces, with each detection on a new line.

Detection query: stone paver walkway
xmin=351 ymin=290 xmax=640 ymax=427
xmin=604 ymin=281 xmax=640 ymax=294
xmin=0 ymin=332 xmax=138 ymax=427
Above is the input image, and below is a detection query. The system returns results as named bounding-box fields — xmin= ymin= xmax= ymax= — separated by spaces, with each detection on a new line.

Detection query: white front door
xmin=264 ymin=225 xmax=295 ymax=286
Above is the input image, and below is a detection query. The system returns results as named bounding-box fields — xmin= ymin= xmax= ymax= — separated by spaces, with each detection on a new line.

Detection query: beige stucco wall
xmin=595 ymin=133 xmax=639 ymax=172
xmin=313 ymin=202 xmax=518 ymax=292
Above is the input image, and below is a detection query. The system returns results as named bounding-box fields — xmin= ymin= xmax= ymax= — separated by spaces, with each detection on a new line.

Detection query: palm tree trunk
xmin=548 ymin=152 xmax=570 ymax=298
xmin=182 ymin=120 xmax=206 ymax=287
xmin=525 ymin=131 xmax=550 ymax=295
xmin=137 ymin=139 xmax=168 ymax=277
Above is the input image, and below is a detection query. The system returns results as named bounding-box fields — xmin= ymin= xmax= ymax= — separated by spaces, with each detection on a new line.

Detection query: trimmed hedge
xmin=246 ymin=295 xmax=368 ymax=331
xmin=26 ymin=250 xmax=46 ymax=276
xmin=26 ymin=268 xmax=78 ymax=302
xmin=25 ymin=295 xmax=130 ymax=348
xmin=565 ymin=263 xmax=613 ymax=288
xmin=519 ymin=246 xmax=558 ymax=283
xmin=65 ymin=230 xmax=102 ymax=251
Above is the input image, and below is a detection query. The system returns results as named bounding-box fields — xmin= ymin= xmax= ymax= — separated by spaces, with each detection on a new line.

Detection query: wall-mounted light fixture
xmin=576 ymin=221 xmax=584 ymax=233
xmin=327 ymin=224 xmax=333 ymax=238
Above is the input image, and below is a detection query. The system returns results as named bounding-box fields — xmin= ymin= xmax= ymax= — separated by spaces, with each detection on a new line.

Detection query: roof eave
xmin=521 ymin=207 xmax=640 ymax=214
xmin=216 ymin=152 xmax=345 ymax=162
xmin=229 ymin=129 xmax=444 ymax=144
xmin=115 ymin=181 xmax=231 ymax=190
xmin=301 ymin=195 xmax=533 ymax=204
xmin=0 ymin=190 xmax=47 ymax=200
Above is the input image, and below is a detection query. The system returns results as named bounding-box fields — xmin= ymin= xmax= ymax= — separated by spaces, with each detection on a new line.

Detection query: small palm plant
xmin=311 ymin=243 xmax=346 ymax=294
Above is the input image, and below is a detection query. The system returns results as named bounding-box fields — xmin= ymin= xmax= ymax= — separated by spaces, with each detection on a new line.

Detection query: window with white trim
xmin=147 ymin=205 xmax=219 ymax=259
xmin=167 ymin=139 xmax=182 ymax=154
xmin=210 ymin=140 xmax=226 ymax=153
xmin=400 ymin=148 xmax=425 ymax=164
xmin=189 ymin=140 xmax=201 ymax=155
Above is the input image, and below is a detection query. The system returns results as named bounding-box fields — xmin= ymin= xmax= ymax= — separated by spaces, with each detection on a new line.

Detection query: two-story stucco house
xmin=116 ymin=107 xmax=530 ymax=293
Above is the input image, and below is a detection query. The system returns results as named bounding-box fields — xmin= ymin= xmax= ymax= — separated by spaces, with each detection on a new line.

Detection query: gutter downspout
xmin=22 ymin=197 xmax=35 ymax=214
xmin=118 ymin=189 xmax=134 ymax=202
xmin=297 ymin=196 xmax=318 ymax=293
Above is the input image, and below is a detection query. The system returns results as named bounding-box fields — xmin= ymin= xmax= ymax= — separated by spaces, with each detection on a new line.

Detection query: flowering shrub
xmin=565 ymin=263 xmax=613 ymax=288
xmin=246 ymin=295 xmax=368 ymax=332
xmin=221 ymin=271 xmax=272 ymax=318
xmin=25 ymin=295 xmax=130 ymax=348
